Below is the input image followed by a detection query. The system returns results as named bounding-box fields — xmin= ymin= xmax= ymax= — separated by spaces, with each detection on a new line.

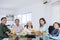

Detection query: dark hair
xmin=15 ymin=19 xmax=19 ymax=22
xmin=1 ymin=17 xmax=7 ymax=21
xmin=53 ymin=22 xmax=60 ymax=27
xmin=39 ymin=18 xmax=46 ymax=27
xmin=24 ymin=23 xmax=33 ymax=29
xmin=25 ymin=25 xmax=33 ymax=29
xmin=48 ymin=26 xmax=54 ymax=34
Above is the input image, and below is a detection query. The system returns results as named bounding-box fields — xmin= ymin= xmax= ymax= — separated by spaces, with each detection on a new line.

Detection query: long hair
xmin=39 ymin=18 xmax=46 ymax=27
xmin=24 ymin=22 xmax=33 ymax=29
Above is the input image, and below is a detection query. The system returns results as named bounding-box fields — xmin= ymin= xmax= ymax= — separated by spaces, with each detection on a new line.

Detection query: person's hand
xmin=5 ymin=32 xmax=9 ymax=34
xmin=42 ymin=31 xmax=46 ymax=35
xmin=35 ymin=31 xmax=41 ymax=36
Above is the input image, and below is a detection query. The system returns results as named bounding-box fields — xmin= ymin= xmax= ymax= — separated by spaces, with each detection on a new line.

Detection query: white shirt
xmin=22 ymin=27 xmax=33 ymax=35
xmin=12 ymin=24 xmax=23 ymax=33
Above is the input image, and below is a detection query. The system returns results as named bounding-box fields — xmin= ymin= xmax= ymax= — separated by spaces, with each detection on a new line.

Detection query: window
xmin=14 ymin=13 xmax=32 ymax=24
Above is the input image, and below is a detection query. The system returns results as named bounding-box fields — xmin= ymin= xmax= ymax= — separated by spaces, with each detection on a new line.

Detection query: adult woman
xmin=39 ymin=18 xmax=48 ymax=40
xmin=23 ymin=21 xmax=35 ymax=40
xmin=49 ymin=22 xmax=60 ymax=40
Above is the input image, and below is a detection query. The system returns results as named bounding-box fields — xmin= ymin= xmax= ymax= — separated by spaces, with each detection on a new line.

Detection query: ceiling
xmin=0 ymin=0 xmax=43 ymax=8
xmin=0 ymin=0 xmax=43 ymax=15
xmin=0 ymin=0 xmax=60 ymax=8
xmin=0 ymin=0 xmax=60 ymax=15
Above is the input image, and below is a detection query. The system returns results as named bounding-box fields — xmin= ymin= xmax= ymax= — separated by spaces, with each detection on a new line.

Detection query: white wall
xmin=13 ymin=3 xmax=52 ymax=30
xmin=15 ymin=1 xmax=60 ymax=30
xmin=50 ymin=5 xmax=60 ymax=24
xmin=0 ymin=0 xmax=60 ymax=30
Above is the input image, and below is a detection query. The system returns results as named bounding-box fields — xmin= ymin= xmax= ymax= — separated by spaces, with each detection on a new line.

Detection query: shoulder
xmin=44 ymin=24 xmax=49 ymax=28
xmin=23 ymin=27 xmax=28 ymax=31
xmin=0 ymin=24 xmax=1 ymax=26
xmin=0 ymin=23 xmax=2 ymax=27
xmin=0 ymin=24 xmax=3 ymax=29
xmin=24 ymin=27 xmax=27 ymax=29
xmin=44 ymin=24 xmax=48 ymax=26
xmin=11 ymin=24 xmax=16 ymax=27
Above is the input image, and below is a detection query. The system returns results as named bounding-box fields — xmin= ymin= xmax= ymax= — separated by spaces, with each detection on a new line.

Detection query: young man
xmin=0 ymin=17 xmax=11 ymax=40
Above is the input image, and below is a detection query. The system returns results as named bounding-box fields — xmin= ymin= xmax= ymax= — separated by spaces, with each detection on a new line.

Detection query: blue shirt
xmin=39 ymin=24 xmax=48 ymax=35
xmin=46 ymin=27 xmax=60 ymax=40
xmin=49 ymin=30 xmax=60 ymax=40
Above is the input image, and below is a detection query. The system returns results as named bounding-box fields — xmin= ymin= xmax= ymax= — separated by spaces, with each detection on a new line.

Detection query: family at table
xmin=0 ymin=17 xmax=60 ymax=40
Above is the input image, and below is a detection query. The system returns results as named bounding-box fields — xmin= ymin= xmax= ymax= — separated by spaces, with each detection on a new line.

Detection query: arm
xmin=42 ymin=24 xmax=49 ymax=36
xmin=6 ymin=26 xmax=11 ymax=33
xmin=3 ymin=26 xmax=11 ymax=35
xmin=6 ymin=28 xmax=11 ymax=33
xmin=0 ymin=26 xmax=8 ymax=38
xmin=49 ymin=33 xmax=60 ymax=39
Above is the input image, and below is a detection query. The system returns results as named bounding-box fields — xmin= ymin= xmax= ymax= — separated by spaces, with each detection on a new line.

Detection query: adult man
xmin=12 ymin=19 xmax=23 ymax=40
xmin=0 ymin=17 xmax=11 ymax=40
xmin=12 ymin=19 xmax=23 ymax=34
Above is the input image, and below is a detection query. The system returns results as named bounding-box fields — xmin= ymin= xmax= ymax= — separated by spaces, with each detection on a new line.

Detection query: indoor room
xmin=0 ymin=0 xmax=60 ymax=40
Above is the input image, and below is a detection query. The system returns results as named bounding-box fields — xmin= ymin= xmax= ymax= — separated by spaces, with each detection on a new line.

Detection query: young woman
xmin=39 ymin=18 xmax=48 ymax=40
xmin=49 ymin=22 xmax=60 ymax=40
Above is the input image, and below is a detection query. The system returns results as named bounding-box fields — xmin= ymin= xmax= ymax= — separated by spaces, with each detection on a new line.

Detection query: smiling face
xmin=15 ymin=19 xmax=20 ymax=26
xmin=53 ymin=22 xmax=59 ymax=29
xmin=39 ymin=18 xmax=46 ymax=27
xmin=1 ymin=18 xmax=7 ymax=25
xmin=40 ymin=20 xmax=45 ymax=26
xmin=15 ymin=20 xmax=19 ymax=24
